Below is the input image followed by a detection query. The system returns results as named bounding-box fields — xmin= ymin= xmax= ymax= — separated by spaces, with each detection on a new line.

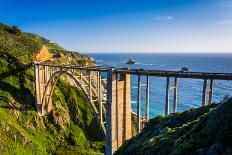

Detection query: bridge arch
xmin=33 ymin=64 xmax=108 ymax=135
xmin=40 ymin=70 xmax=104 ymax=133
xmin=41 ymin=71 xmax=84 ymax=113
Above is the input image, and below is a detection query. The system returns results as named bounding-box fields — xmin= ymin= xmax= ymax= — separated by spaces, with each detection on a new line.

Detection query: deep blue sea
xmin=87 ymin=53 xmax=232 ymax=117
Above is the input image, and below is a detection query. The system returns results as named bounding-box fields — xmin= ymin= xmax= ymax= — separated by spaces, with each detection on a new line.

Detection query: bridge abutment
xmin=106 ymin=69 xmax=132 ymax=155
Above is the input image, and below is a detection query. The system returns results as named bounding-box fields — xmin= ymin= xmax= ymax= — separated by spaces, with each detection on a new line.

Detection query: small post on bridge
xmin=137 ymin=75 xmax=141 ymax=135
xmin=173 ymin=77 xmax=178 ymax=113
xmin=202 ymin=79 xmax=207 ymax=106
xmin=208 ymin=79 xmax=214 ymax=105
xmin=165 ymin=77 xmax=170 ymax=116
xmin=145 ymin=76 xmax=149 ymax=122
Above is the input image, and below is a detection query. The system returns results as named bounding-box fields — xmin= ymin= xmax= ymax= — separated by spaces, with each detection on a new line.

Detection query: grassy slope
xmin=0 ymin=23 xmax=104 ymax=154
xmin=117 ymin=99 xmax=232 ymax=155
xmin=25 ymin=32 xmax=65 ymax=51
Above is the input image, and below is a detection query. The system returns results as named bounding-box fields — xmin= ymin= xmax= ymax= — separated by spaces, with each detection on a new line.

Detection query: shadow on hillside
xmin=0 ymin=52 xmax=33 ymax=81
xmin=0 ymin=81 xmax=35 ymax=111
xmin=0 ymin=96 xmax=22 ymax=111
xmin=0 ymin=52 xmax=35 ymax=110
xmin=0 ymin=63 xmax=33 ymax=81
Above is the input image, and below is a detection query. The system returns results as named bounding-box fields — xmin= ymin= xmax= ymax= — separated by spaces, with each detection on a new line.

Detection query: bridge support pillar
xmin=106 ymin=69 xmax=132 ymax=155
xmin=137 ymin=75 xmax=141 ymax=134
xmin=202 ymin=79 xmax=207 ymax=106
xmin=165 ymin=77 xmax=170 ymax=116
xmin=145 ymin=76 xmax=150 ymax=122
xmin=173 ymin=77 xmax=178 ymax=113
xmin=208 ymin=79 xmax=214 ymax=105
xmin=34 ymin=63 xmax=53 ymax=116
xmin=34 ymin=63 xmax=41 ymax=114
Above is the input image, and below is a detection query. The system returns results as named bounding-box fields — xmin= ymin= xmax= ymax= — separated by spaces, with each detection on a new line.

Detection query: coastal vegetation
xmin=0 ymin=23 xmax=104 ymax=154
xmin=117 ymin=98 xmax=232 ymax=154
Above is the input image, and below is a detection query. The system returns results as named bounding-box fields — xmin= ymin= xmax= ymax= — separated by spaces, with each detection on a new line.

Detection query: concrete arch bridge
xmin=34 ymin=62 xmax=232 ymax=155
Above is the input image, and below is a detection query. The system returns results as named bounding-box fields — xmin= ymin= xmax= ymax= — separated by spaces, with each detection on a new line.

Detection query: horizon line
xmin=81 ymin=51 xmax=232 ymax=54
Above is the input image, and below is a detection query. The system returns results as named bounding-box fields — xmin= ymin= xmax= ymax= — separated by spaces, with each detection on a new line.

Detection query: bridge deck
xmin=115 ymin=68 xmax=232 ymax=80
xmin=37 ymin=62 xmax=232 ymax=80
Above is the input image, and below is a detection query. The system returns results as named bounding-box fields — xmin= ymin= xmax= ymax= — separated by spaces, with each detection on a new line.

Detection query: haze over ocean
xmin=87 ymin=53 xmax=232 ymax=117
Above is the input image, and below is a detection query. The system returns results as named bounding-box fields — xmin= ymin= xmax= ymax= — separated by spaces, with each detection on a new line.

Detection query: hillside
xmin=117 ymin=98 xmax=232 ymax=155
xmin=0 ymin=23 xmax=104 ymax=154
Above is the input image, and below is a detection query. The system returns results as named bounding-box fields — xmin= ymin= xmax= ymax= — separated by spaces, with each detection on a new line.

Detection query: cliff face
xmin=0 ymin=23 xmax=104 ymax=154
xmin=117 ymin=99 xmax=232 ymax=155
xmin=35 ymin=45 xmax=53 ymax=62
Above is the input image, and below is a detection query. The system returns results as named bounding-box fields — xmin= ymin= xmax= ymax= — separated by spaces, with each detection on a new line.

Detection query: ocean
xmin=87 ymin=53 xmax=232 ymax=117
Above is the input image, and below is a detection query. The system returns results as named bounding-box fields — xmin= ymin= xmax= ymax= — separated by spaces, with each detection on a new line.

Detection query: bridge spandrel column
xmin=39 ymin=66 xmax=44 ymax=105
xmin=38 ymin=65 xmax=45 ymax=115
xmin=46 ymin=66 xmax=53 ymax=114
xmin=34 ymin=63 xmax=41 ymax=114
xmin=37 ymin=65 xmax=53 ymax=116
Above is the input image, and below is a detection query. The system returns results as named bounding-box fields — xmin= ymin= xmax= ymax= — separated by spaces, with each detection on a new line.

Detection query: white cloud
xmin=153 ymin=16 xmax=174 ymax=21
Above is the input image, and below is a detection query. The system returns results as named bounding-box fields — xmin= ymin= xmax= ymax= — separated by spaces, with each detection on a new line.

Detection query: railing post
xmin=173 ymin=77 xmax=178 ymax=113
xmin=145 ymin=76 xmax=149 ymax=122
xmin=202 ymin=79 xmax=207 ymax=106
xmin=165 ymin=77 xmax=170 ymax=116
xmin=208 ymin=79 xmax=214 ymax=105
xmin=137 ymin=75 xmax=141 ymax=135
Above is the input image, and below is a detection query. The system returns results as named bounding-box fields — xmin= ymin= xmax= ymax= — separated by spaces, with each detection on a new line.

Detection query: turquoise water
xmin=87 ymin=53 xmax=232 ymax=117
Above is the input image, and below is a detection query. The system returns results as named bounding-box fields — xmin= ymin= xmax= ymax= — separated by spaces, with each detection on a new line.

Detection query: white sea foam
xmin=131 ymin=101 xmax=137 ymax=104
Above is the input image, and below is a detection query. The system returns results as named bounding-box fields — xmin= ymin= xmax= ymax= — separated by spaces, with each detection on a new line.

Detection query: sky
xmin=0 ymin=0 xmax=232 ymax=53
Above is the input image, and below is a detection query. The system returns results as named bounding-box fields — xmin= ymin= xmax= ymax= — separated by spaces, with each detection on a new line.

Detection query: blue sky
xmin=1 ymin=0 xmax=232 ymax=53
